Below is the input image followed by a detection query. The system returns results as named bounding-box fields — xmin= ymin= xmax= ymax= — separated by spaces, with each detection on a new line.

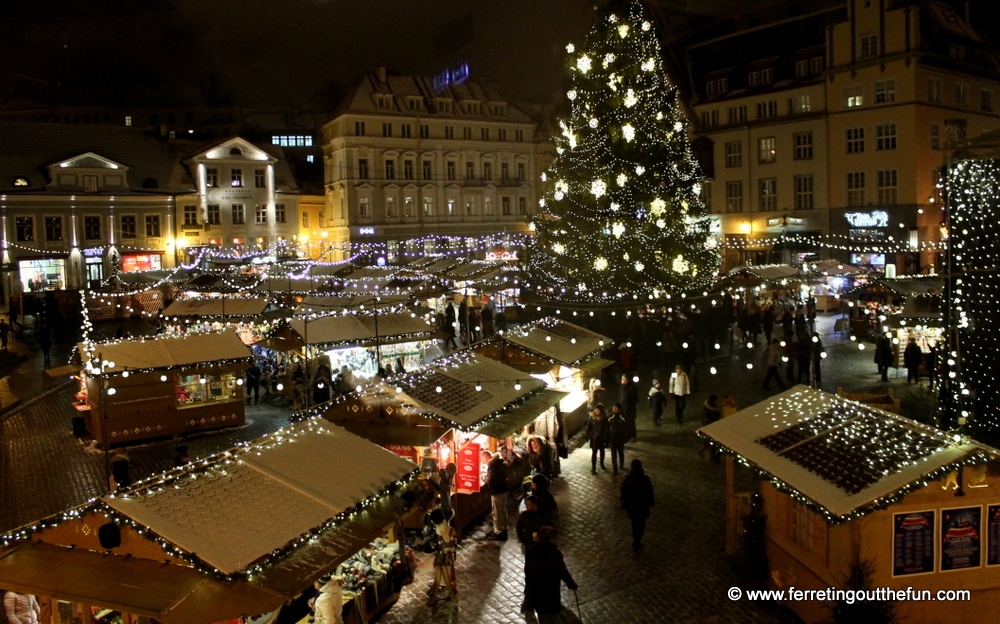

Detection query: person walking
xmin=522 ymin=526 xmax=578 ymax=620
xmin=482 ymin=451 xmax=509 ymax=540
xmin=427 ymin=508 xmax=458 ymax=605
xmin=586 ymin=405 xmax=609 ymax=474
xmin=795 ymin=329 xmax=812 ymax=385
xmin=246 ymin=362 xmax=262 ymax=404
xmin=619 ymin=374 xmax=639 ymax=441
xmin=516 ymin=495 xmax=546 ymax=548
xmin=904 ymin=338 xmax=922 ymax=384
xmin=762 ymin=339 xmax=786 ymax=391
xmin=608 ymin=404 xmax=628 ymax=476
xmin=761 ymin=306 xmax=775 ymax=344
xmin=526 ymin=474 xmax=558 ymax=525
xmin=647 ymin=379 xmax=666 ymax=426
xmin=811 ymin=332 xmax=824 ymax=388
xmin=458 ymin=299 xmax=469 ymax=345
xmin=620 ymin=459 xmax=655 ymax=552
xmin=668 ymin=365 xmax=691 ymax=424
xmin=444 ymin=302 xmax=458 ymax=350
xmin=875 ymin=331 xmax=893 ymax=382
xmin=587 ymin=378 xmax=607 ymax=414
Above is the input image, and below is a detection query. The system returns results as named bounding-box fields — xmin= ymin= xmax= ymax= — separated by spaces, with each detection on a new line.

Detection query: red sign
xmin=384 ymin=445 xmax=417 ymax=463
xmin=122 ymin=253 xmax=162 ymax=272
xmin=456 ymin=442 xmax=481 ymax=493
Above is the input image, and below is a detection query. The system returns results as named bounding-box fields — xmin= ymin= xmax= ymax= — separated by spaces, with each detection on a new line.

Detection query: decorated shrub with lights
xmin=527 ymin=0 xmax=719 ymax=303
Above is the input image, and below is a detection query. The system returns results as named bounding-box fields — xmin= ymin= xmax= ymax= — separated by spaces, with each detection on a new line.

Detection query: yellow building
xmin=687 ymin=0 xmax=1000 ymax=272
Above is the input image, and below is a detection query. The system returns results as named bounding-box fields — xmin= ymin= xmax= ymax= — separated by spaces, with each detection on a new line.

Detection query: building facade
xmin=685 ymin=0 xmax=1000 ymax=272
xmin=321 ymin=68 xmax=539 ymax=262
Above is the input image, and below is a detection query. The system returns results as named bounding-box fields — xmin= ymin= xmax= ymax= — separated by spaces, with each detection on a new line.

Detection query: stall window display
xmin=122 ymin=253 xmax=162 ymax=272
xmin=176 ymin=372 xmax=240 ymax=407
xmin=19 ymin=258 xmax=66 ymax=291
xmin=897 ymin=326 xmax=945 ymax=353
xmin=324 ymin=342 xmax=428 ymax=382
xmin=164 ymin=320 xmax=274 ymax=346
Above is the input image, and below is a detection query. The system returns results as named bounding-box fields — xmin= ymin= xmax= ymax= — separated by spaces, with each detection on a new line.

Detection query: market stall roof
xmin=809 ymin=259 xmax=862 ymax=276
xmin=181 ymin=273 xmax=259 ymax=293
xmin=295 ymin=294 xmax=412 ymax=314
xmin=473 ymin=388 xmax=568 ymax=439
xmin=289 ymin=312 xmax=435 ymax=347
xmin=162 ymin=296 xmax=269 ymax=318
xmin=842 ymin=276 xmax=945 ymax=300
xmin=502 ymin=317 xmax=612 ymax=367
xmin=698 ymin=386 xmax=995 ymax=521
xmin=443 ymin=262 xmax=503 ymax=282
xmin=253 ymin=276 xmax=327 ymax=294
xmin=78 ymin=329 xmax=251 ymax=374
xmin=728 ymin=264 xmax=802 ymax=280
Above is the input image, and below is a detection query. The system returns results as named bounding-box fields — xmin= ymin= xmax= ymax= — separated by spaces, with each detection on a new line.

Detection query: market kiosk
xmin=806 ymin=260 xmax=864 ymax=312
xmin=0 ymin=419 xmax=422 ymax=624
xmin=842 ymin=276 xmax=944 ymax=340
xmin=76 ymin=330 xmax=253 ymax=445
xmin=322 ymin=352 xmax=565 ymax=530
xmin=160 ymin=296 xmax=285 ymax=345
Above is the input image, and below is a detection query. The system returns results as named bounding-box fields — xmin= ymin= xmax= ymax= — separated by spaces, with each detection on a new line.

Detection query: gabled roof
xmin=500 ymin=317 xmax=611 ymax=367
xmin=289 ymin=311 xmax=435 ymax=347
xmin=78 ymin=329 xmax=251 ymax=373
xmin=699 ymin=386 xmax=997 ymax=522
xmin=161 ymin=296 xmax=269 ymax=318
xmin=50 ymin=151 xmax=128 ymax=170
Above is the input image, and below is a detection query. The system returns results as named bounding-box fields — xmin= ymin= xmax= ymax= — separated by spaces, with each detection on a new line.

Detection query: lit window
xmin=758 ymin=178 xmax=777 ymax=211
xmin=844 ymin=84 xmax=864 ymax=108
xmin=758 ymin=137 xmax=776 ymax=164
xmin=230 ymin=169 xmax=243 ymax=188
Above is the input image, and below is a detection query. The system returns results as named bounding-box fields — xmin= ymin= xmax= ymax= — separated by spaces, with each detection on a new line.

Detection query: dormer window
xmin=465 ymin=102 xmax=480 ymax=115
xmin=12 ymin=178 xmax=28 ymax=187
xmin=761 ymin=68 xmax=773 ymax=84
xmin=748 ymin=71 xmax=760 ymax=87
xmin=437 ymin=100 xmax=452 ymax=113
xmin=408 ymin=99 xmax=422 ymax=111
xmin=491 ymin=104 xmax=506 ymax=116
xmin=376 ymin=95 xmax=389 ymax=109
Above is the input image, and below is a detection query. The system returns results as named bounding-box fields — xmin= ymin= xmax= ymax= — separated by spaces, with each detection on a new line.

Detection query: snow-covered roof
xmin=78 ymin=330 xmax=251 ymax=373
xmin=162 ymin=296 xmax=268 ymax=318
xmin=810 ymin=259 xmax=862 ymax=276
xmin=289 ymin=312 xmax=434 ymax=347
xmin=102 ymin=419 xmax=416 ymax=575
xmin=698 ymin=386 xmax=992 ymax=520
xmin=729 ymin=264 xmax=802 ymax=280
xmin=503 ymin=318 xmax=611 ymax=366
xmin=295 ymin=294 xmax=411 ymax=314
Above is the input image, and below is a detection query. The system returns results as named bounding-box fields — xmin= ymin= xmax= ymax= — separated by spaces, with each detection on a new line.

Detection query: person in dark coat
xmin=620 ymin=459 xmax=654 ymax=551
xmin=647 ymin=379 xmax=666 ymax=426
xmin=246 ymin=362 xmax=262 ymax=404
xmin=522 ymin=526 xmax=577 ymax=616
xmin=516 ymin=495 xmax=546 ymax=548
xmin=482 ymin=451 xmax=509 ymax=540
xmin=763 ymin=339 xmax=786 ymax=391
xmin=795 ymin=330 xmax=812 ymax=384
xmin=111 ymin=451 xmax=131 ymax=490
xmin=458 ymin=299 xmax=469 ymax=345
xmin=526 ymin=436 xmax=552 ymax=478
xmin=586 ymin=404 xmax=609 ymax=474
xmin=619 ymin=374 xmax=639 ymax=441
xmin=875 ymin=331 xmax=894 ymax=382
xmin=527 ymin=474 xmax=558 ymax=525
xmin=928 ymin=341 xmax=940 ymax=388
xmin=811 ymin=333 xmax=825 ymax=388
xmin=904 ymin=338 xmax=922 ymax=384
xmin=761 ymin=306 xmax=775 ymax=344
xmin=607 ymin=403 xmax=628 ymax=475
xmin=444 ymin=302 xmax=458 ymax=349
xmin=38 ymin=326 xmax=51 ymax=361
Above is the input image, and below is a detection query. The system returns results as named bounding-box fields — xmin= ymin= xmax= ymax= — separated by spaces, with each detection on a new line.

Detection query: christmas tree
xmin=527 ymin=0 xmax=720 ymax=303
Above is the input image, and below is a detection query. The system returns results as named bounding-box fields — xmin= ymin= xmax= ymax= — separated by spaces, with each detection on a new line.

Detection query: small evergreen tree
xmin=824 ymin=557 xmax=900 ymax=624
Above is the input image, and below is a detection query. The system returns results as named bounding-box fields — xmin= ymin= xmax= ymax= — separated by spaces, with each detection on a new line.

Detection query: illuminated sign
xmin=766 ymin=216 xmax=806 ymax=227
xmin=433 ymin=62 xmax=470 ymax=92
xmin=486 ymin=250 xmax=519 ymax=262
xmin=358 ymin=227 xmax=376 ymax=235
xmin=846 ymin=211 xmax=889 ymax=228
xmin=82 ymin=248 xmax=104 ymax=257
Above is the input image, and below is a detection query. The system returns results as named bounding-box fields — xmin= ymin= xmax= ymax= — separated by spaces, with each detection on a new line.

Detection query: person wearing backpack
xmin=620 ymin=459 xmax=655 ymax=552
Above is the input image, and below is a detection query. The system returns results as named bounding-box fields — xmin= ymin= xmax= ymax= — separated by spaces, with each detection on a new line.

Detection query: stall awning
xmin=503 ymin=318 xmax=611 ymax=367
xmin=162 ymin=296 xmax=269 ymax=318
xmin=576 ymin=357 xmax=614 ymax=373
xmin=290 ymin=312 xmax=435 ymax=347
xmin=78 ymin=329 xmax=251 ymax=374
xmin=474 ymin=389 xmax=568 ymax=439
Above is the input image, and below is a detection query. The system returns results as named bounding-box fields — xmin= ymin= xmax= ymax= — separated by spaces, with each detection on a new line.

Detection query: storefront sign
xmin=893 ymin=510 xmax=935 ymax=576
xmin=987 ymin=505 xmax=1000 ymax=566
xmin=384 ymin=444 xmax=417 ymax=462
xmin=941 ymin=506 xmax=982 ymax=571
xmin=122 ymin=253 xmax=162 ymax=272
xmin=765 ymin=217 xmax=806 ymax=227
xmin=82 ymin=247 xmax=104 ymax=257
xmin=845 ymin=211 xmax=889 ymax=228
xmin=359 ymin=227 xmax=376 ymax=235
xmin=456 ymin=442 xmax=481 ymax=493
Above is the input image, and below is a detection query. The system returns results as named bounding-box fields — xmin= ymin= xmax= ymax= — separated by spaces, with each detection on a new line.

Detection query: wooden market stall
xmin=0 ymin=419 xmax=422 ymax=624
xmin=842 ymin=275 xmax=944 ymax=340
xmin=76 ymin=330 xmax=253 ymax=445
xmin=159 ymin=295 xmax=287 ymax=345
xmin=322 ymin=351 xmax=565 ymax=530
xmin=806 ymin=260 xmax=864 ymax=311
xmin=699 ymin=386 xmax=1000 ymax=624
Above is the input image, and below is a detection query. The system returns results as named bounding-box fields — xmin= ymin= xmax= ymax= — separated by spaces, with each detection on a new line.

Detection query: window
xmin=949 ymin=43 xmax=966 ymax=60
xmin=125 ymin=115 xmax=132 ymax=126
xmin=726 ymin=181 xmax=743 ymax=213
xmin=15 ymin=217 xmax=33 ymax=242
xmin=423 ymin=197 xmax=434 ymax=216
xmin=956 ymin=84 xmax=969 ymax=107
xmin=484 ymin=197 xmax=493 ymax=215
xmin=797 ymin=95 xmax=811 ymax=112
xmin=230 ymin=169 xmax=243 ymax=188
xmin=207 ymin=205 xmax=221 ymax=225
xmin=306 ymin=154 xmax=314 ymax=163
xmin=271 ymin=135 xmax=313 ymax=147
xmin=497 ymin=128 xmax=507 ymax=141
xmin=404 ymin=197 xmax=414 ymax=217
xmin=756 ymin=101 xmax=778 ymax=118
xmin=400 ymin=124 xmax=412 ymax=138
xmin=844 ymin=84 xmax=864 ymax=108
xmin=516 ymin=129 xmax=525 ymax=142
xmin=481 ymin=127 xmax=490 ymax=141
xmin=422 ymin=161 xmax=432 ymax=180
xmin=845 ymin=127 xmax=865 ymax=154
xmin=420 ymin=124 xmax=429 ymax=139
xmin=385 ymin=160 xmax=395 ymax=180
xmin=466 ymin=161 xmax=475 ymax=179
xmin=355 ymin=121 xmax=366 ymax=136
xmin=183 ymin=205 xmax=198 ymax=227
xmin=84 ymin=216 xmax=101 ymax=240
xmin=483 ymin=162 xmax=493 ymax=180
xmin=447 ymin=161 xmax=457 ymax=180
xmin=701 ymin=182 xmax=712 ymax=211
xmin=302 ymin=212 xmax=309 ymax=228
xmin=758 ymin=178 xmax=777 ymax=211
xmin=176 ymin=372 xmax=241 ymax=409
xmin=873 ymin=79 xmax=896 ymax=104
xmin=358 ymin=158 xmax=369 ymax=179
xmin=876 ymin=123 xmax=897 ymax=150
xmin=748 ymin=71 xmax=759 ymax=87
xmin=205 ymin=168 xmax=218 ymax=188
xmin=982 ymin=89 xmax=993 ymax=112
xmin=727 ymin=106 xmax=748 ymax=124
xmin=502 ymin=197 xmax=511 ymax=215
xmin=250 ymin=169 xmax=264 ymax=188
xmin=794 ymin=132 xmax=813 ymax=160
xmin=120 ymin=215 xmax=136 ymax=239
xmin=810 ymin=57 xmax=822 ymax=74
xmin=928 ymin=79 xmax=942 ymax=103
xmin=255 ymin=204 xmax=268 ymax=224
xmin=83 ymin=175 xmax=98 ymax=193
xmin=145 ymin=215 xmax=161 ymax=238
xmin=386 ymin=197 xmax=396 ymax=218
xmin=463 ymin=126 xmax=472 ymax=140
xmin=447 ymin=200 xmax=456 ymax=216
xmin=718 ymin=78 xmax=729 ymax=92
xmin=877 ymin=169 xmax=898 ymax=205
xmin=795 ymin=60 xmax=808 ymax=78
xmin=382 ymin=123 xmax=393 ymax=137
xmin=860 ymin=34 xmax=878 ymax=59
xmin=445 ymin=126 xmax=455 ymax=140
xmin=466 ymin=198 xmax=476 ymax=215
xmin=376 ymin=95 xmax=388 ymax=109
xmin=789 ymin=501 xmax=815 ymax=551
xmin=706 ymin=80 xmax=716 ymax=95
xmin=465 ymin=102 xmax=480 ymax=114
xmin=408 ymin=99 xmax=419 ymax=111
xmin=725 ymin=141 xmax=743 ymax=167
xmin=518 ymin=197 xmax=527 ymax=215
xmin=232 ymin=204 xmax=245 ymax=225
xmin=404 ymin=160 xmax=414 ymax=180
xmin=318 ymin=211 xmax=327 ymax=228
xmin=517 ymin=162 xmax=526 ymax=181
xmin=275 ymin=204 xmax=286 ymax=223
xmin=794 ymin=175 xmax=814 ymax=210
xmin=44 ymin=217 xmax=62 ymax=242
xmin=761 ymin=68 xmax=774 ymax=84
xmin=438 ymin=100 xmax=452 ymax=113
xmin=846 ymin=172 xmax=866 ymax=207
xmin=701 ymin=110 xmax=720 ymax=127
xmin=359 ymin=198 xmax=370 ymax=218
xmin=758 ymin=137 xmax=776 ymax=164
xmin=931 ymin=122 xmax=941 ymax=150
xmin=501 ymin=162 xmax=510 ymax=180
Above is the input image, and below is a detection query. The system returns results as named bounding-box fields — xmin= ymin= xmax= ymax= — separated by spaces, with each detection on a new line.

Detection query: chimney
xmin=376 ymin=67 xmax=387 ymax=83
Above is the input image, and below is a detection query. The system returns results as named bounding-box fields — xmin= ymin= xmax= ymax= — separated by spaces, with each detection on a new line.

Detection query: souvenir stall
xmin=322 ymin=351 xmax=565 ymax=530
xmin=160 ymin=296 xmax=284 ymax=345
xmin=699 ymin=386 xmax=1000 ymax=624
xmin=842 ymin=276 xmax=944 ymax=340
xmin=0 ymin=419 xmax=423 ymax=624
xmin=805 ymin=260 xmax=864 ymax=312
xmin=76 ymin=329 xmax=253 ymax=445
xmin=473 ymin=317 xmax=613 ymax=436
xmin=713 ymin=264 xmax=807 ymax=309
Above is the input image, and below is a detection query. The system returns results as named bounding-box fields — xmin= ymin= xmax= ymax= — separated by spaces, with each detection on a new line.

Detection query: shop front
xmin=121 ymin=251 xmax=163 ymax=272
xmin=160 ymin=296 xmax=279 ymax=345
xmin=18 ymin=256 xmax=68 ymax=292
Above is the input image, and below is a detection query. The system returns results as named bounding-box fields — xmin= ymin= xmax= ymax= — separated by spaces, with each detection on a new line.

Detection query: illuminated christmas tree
xmin=526 ymin=0 xmax=720 ymax=303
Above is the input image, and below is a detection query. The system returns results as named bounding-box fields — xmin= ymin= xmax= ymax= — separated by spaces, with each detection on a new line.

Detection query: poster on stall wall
xmin=384 ymin=445 xmax=417 ymax=463
xmin=456 ymin=442 xmax=481 ymax=493
xmin=988 ymin=505 xmax=1000 ymax=566
xmin=892 ymin=510 xmax=935 ymax=576
xmin=941 ymin=506 xmax=982 ymax=571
